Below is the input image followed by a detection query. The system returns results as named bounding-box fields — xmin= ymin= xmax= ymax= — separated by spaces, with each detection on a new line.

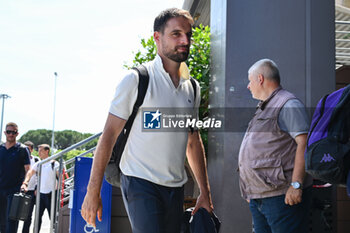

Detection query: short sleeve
xmin=21 ymin=147 xmax=30 ymax=165
xmin=54 ymin=161 xmax=60 ymax=170
xmin=109 ymin=70 xmax=139 ymax=120
xmin=278 ymin=99 xmax=310 ymax=138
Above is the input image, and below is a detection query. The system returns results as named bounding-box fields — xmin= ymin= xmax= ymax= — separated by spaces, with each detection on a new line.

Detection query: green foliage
xmin=124 ymin=37 xmax=157 ymax=68
xmin=31 ymin=150 xmax=39 ymax=157
xmin=61 ymin=149 xmax=93 ymax=169
xmin=83 ymin=133 xmax=99 ymax=151
xmin=55 ymin=130 xmax=84 ymax=150
xmin=187 ymin=25 xmax=211 ymax=152
xmin=19 ymin=129 xmax=53 ymax=148
xmin=124 ymin=24 xmax=211 ymax=153
xmin=187 ymin=25 xmax=211 ymax=118
xmin=19 ymin=129 xmax=98 ymax=150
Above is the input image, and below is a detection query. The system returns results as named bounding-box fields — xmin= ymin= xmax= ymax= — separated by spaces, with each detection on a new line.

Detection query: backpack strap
xmin=306 ymin=94 xmax=329 ymax=147
xmin=189 ymin=77 xmax=198 ymax=134
xmin=109 ymin=65 xmax=149 ymax=165
xmin=190 ymin=77 xmax=197 ymax=103
xmin=123 ymin=65 xmax=149 ymax=132
xmin=50 ymin=160 xmax=60 ymax=180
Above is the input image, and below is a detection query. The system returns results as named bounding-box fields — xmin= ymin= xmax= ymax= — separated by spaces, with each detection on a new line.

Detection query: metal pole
xmin=34 ymin=164 xmax=42 ymax=233
xmin=51 ymin=72 xmax=58 ymax=150
xmin=53 ymin=157 xmax=64 ymax=233
xmin=50 ymin=161 xmax=58 ymax=233
xmin=0 ymin=94 xmax=10 ymax=143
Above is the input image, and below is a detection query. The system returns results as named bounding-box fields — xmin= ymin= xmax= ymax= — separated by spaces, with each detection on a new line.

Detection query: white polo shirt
xmin=32 ymin=160 xmax=59 ymax=194
xmin=109 ymin=55 xmax=200 ymax=187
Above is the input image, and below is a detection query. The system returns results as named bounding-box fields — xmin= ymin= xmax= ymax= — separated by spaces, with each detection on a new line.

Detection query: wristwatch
xmin=290 ymin=181 xmax=303 ymax=189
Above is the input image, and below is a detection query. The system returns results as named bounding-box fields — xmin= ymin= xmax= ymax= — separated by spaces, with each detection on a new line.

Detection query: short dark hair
xmin=153 ymin=8 xmax=194 ymax=33
xmin=24 ymin=141 xmax=34 ymax=150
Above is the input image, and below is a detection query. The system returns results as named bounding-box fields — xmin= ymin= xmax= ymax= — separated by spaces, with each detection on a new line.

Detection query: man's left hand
xmin=285 ymin=186 xmax=302 ymax=205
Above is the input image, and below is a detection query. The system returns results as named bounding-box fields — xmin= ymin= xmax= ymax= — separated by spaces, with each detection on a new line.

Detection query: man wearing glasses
xmin=0 ymin=122 xmax=30 ymax=233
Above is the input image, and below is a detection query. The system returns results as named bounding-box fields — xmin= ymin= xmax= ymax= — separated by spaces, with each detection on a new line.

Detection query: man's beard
xmin=163 ymin=45 xmax=189 ymax=62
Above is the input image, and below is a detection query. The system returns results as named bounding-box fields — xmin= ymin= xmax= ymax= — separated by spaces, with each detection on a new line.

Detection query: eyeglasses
xmin=5 ymin=130 xmax=18 ymax=135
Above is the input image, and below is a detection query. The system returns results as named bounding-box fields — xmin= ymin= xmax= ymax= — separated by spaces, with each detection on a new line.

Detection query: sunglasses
xmin=6 ymin=130 xmax=18 ymax=135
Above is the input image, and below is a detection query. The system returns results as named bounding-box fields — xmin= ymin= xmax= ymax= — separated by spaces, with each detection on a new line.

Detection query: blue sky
xmin=0 ymin=0 xmax=184 ymax=139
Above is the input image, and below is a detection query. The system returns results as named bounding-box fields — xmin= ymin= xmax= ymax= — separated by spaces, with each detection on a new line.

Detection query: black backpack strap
xmin=189 ymin=77 xmax=198 ymax=134
xmin=132 ymin=65 xmax=149 ymax=116
xmin=123 ymin=65 xmax=149 ymax=131
xmin=110 ymin=65 xmax=149 ymax=165
xmin=190 ymin=77 xmax=197 ymax=103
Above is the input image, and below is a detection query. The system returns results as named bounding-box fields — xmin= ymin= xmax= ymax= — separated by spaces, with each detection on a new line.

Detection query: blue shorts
xmin=120 ymin=173 xmax=184 ymax=233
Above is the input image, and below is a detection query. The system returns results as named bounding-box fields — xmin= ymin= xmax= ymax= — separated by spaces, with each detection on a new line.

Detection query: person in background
xmin=22 ymin=141 xmax=40 ymax=233
xmin=0 ymin=122 xmax=30 ymax=233
xmin=21 ymin=144 xmax=58 ymax=233
xmin=238 ymin=59 xmax=312 ymax=233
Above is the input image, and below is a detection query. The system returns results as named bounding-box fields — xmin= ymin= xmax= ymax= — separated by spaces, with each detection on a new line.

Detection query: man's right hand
xmin=81 ymin=191 xmax=103 ymax=228
xmin=21 ymin=183 xmax=28 ymax=192
xmin=80 ymin=114 xmax=126 ymax=228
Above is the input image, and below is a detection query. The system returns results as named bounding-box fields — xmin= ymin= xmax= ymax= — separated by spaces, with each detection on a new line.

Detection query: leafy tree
xmin=61 ymin=149 xmax=93 ymax=169
xmin=19 ymin=129 xmax=98 ymax=150
xmin=55 ymin=130 xmax=84 ymax=150
xmin=124 ymin=37 xmax=157 ymax=68
xmin=82 ymin=133 xmax=99 ymax=150
xmin=124 ymin=24 xmax=211 ymax=152
xmin=19 ymin=129 xmax=53 ymax=149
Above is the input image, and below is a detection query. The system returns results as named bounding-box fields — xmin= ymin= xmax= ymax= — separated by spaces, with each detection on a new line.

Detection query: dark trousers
xmin=21 ymin=190 xmax=35 ymax=233
xmin=120 ymin=174 xmax=184 ymax=233
xmin=37 ymin=192 xmax=53 ymax=232
xmin=249 ymin=187 xmax=312 ymax=233
xmin=0 ymin=190 xmax=19 ymax=233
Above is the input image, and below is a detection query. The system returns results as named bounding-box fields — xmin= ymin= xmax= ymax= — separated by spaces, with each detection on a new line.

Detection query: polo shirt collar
xmin=154 ymin=55 xmax=190 ymax=83
xmin=0 ymin=142 xmax=20 ymax=150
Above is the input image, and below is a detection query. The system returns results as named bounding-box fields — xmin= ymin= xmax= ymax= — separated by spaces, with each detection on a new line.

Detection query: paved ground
xmin=17 ymin=206 xmax=50 ymax=233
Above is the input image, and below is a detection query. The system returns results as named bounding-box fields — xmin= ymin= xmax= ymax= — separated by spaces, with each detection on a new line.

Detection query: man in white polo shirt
xmin=81 ymin=8 xmax=213 ymax=233
xmin=21 ymin=144 xmax=58 ymax=233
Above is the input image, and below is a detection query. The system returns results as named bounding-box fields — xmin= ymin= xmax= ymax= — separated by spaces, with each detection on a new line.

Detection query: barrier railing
xmin=33 ymin=132 xmax=101 ymax=233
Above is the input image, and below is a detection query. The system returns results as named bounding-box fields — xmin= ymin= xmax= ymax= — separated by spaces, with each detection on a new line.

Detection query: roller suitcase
xmin=8 ymin=192 xmax=32 ymax=221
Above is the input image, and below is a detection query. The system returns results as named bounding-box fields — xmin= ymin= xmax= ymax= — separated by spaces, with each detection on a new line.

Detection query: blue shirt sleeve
xmin=23 ymin=147 xmax=31 ymax=165
xmin=278 ymin=99 xmax=310 ymax=138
